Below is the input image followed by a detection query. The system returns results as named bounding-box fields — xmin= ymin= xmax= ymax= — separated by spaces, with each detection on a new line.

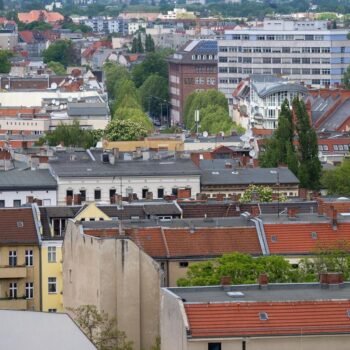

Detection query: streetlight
xmin=270 ymin=170 xmax=280 ymax=218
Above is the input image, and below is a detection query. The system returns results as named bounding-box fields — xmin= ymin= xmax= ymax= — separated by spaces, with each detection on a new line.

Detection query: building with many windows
xmin=218 ymin=20 xmax=350 ymax=102
xmin=168 ymin=40 xmax=218 ymax=124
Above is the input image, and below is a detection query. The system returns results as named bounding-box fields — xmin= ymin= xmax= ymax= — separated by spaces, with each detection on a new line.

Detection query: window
xmin=311 ymin=232 xmax=318 ymax=240
xmin=142 ymin=188 xmax=149 ymax=199
xmin=208 ymin=343 xmax=221 ymax=350
xmin=259 ymin=311 xmax=269 ymax=321
xmin=13 ymin=200 xmax=21 ymax=207
xmin=25 ymin=282 xmax=34 ymax=299
xmin=66 ymin=190 xmax=73 ymax=198
xmin=172 ymin=188 xmax=178 ymax=196
xmin=9 ymin=282 xmax=17 ymax=299
xmin=48 ymin=309 xmax=57 ymax=313
xmin=109 ymin=189 xmax=116 ymax=200
xmin=25 ymin=250 xmax=33 ymax=266
xmin=48 ymin=247 xmax=56 ymax=263
xmin=9 ymin=251 xmax=17 ymax=266
xmin=0 ymin=200 xmax=4 ymax=207
xmin=94 ymin=189 xmax=101 ymax=200
xmin=179 ymin=261 xmax=189 ymax=268
xmin=271 ymin=235 xmax=278 ymax=243
xmin=157 ymin=188 xmax=164 ymax=199
xmin=80 ymin=189 xmax=86 ymax=202
xmin=48 ymin=277 xmax=57 ymax=294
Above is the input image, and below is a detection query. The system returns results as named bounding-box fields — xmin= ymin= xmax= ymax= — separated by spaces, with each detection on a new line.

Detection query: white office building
xmin=218 ymin=20 xmax=350 ymax=102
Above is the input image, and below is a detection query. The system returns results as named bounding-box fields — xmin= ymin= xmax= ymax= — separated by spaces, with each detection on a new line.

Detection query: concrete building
xmin=232 ymin=75 xmax=308 ymax=129
xmin=48 ymin=148 xmax=201 ymax=205
xmin=0 ymin=310 xmax=97 ymax=350
xmin=0 ymin=30 xmax=18 ymax=50
xmin=186 ymin=0 xmax=206 ymax=4
xmin=168 ymin=40 xmax=218 ymax=124
xmin=63 ymin=218 xmax=161 ymax=350
xmin=218 ymin=19 xmax=350 ymax=102
xmin=161 ymin=277 xmax=350 ymax=350
xmin=0 ymin=207 xmax=41 ymax=311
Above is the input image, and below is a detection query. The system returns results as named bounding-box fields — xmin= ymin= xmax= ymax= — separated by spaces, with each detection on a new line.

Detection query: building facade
xmin=218 ymin=20 xmax=350 ymax=102
xmin=168 ymin=40 xmax=218 ymax=124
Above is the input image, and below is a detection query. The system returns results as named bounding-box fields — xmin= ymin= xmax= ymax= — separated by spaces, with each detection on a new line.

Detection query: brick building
xmin=167 ymin=40 xmax=218 ymax=125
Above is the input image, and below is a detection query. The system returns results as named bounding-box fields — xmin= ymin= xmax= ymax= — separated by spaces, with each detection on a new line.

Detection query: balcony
xmin=0 ymin=297 xmax=27 ymax=310
xmin=0 ymin=266 xmax=27 ymax=279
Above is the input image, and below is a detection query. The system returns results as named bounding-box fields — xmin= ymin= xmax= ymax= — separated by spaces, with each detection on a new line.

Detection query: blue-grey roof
xmin=49 ymin=150 xmax=201 ymax=178
xmin=318 ymin=99 xmax=350 ymax=131
xmin=0 ymin=169 xmax=57 ymax=190
xmin=200 ymin=167 xmax=300 ymax=186
xmin=67 ymin=102 xmax=109 ymax=117
xmin=0 ymin=310 xmax=97 ymax=350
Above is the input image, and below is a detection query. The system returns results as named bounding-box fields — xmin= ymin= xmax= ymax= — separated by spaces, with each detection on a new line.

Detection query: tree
xmin=183 ymin=90 xmax=228 ymax=130
xmin=132 ymin=51 xmax=169 ymax=87
xmin=293 ymin=97 xmax=322 ymax=190
xmin=137 ymin=32 xmax=144 ymax=53
xmin=47 ymin=61 xmax=66 ymax=75
xmin=131 ymin=38 xmax=138 ymax=53
xmin=139 ymin=74 xmax=168 ymax=118
xmin=43 ymin=40 xmax=78 ymax=67
xmin=69 ymin=305 xmax=133 ymax=350
xmin=145 ymin=34 xmax=155 ymax=52
xmin=104 ymin=119 xmax=148 ymax=141
xmin=114 ymin=107 xmax=153 ymax=131
xmin=322 ymin=159 xmax=350 ymax=196
xmin=177 ymin=252 xmax=303 ymax=287
xmin=103 ymin=62 xmax=130 ymax=100
xmin=112 ymin=79 xmax=140 ymax=112
xmin=36 ymin=122 xmax=101 ymax=149
xmin=239 ymin=184 xmax=286 ymax=203
xmin=0 ymin=50 xmax=13 ymax=73
xmin=342 ymin=64 xmax=350 ymax=89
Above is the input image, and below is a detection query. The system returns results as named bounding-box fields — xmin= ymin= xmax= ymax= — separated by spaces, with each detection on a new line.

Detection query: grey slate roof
xmin=318 ymin=99 xmax=350 ymax=131
xmin=67 ymin=102 xmax=109 ymax=117
xmin=168 ymin=282 xmax=350 ymax=304
xmin=200 ymin=166 xmax=300 ymax=186
xmin=50 ymin=150 xmax=201 ymax=177
xmin=0 ymin=169 xmax=57 ymax=190
xmin=0 ymin=310 xmax=97 ymax=350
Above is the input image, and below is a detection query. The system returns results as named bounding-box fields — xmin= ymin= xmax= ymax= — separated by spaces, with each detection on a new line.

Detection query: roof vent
xmin=311 ymin=231 xmax=318 ymax=239
xmin=227 ymin=291 xmax=244 ymax=298
xmin=271 ymin=235 xmax=278 ymax=242
xmin=17 ymin=221 xmax=24 ymax=228
xmin=346 ymin=310 xmax=350 ymax=318
xmin=259 ymin=312 xmax=269 ymax=321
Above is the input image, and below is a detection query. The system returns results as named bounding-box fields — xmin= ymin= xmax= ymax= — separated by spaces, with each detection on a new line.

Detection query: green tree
xmin=137 ymin=32 xmax=144 ymax=53
xmin=69 ymin=305 xmax=133 ymax=350
xmin=43 ymin=40 xmax=78 ymax=67
xmin=293 ymin=97 xmax=322 ymax=190
xmin=139 ymin=74 xmax=168 ymax=118
xmin=321 ymin=159 xmax=350 ymax=196
xmin=259 ymin=99 xmax=298 ymax=175
xmin=145 ymin=34 xmax=155 ymax=52
xmin=177 ymin=252 xmax=303 ymax=287
xmin=132 ymin=51 xmax=169 ymax=87
xmin=0 ymin=50 xmax=13 ymax=73
xmin=103 ymin=62 xmax=130 ymax=100
xmin=342 ymin=64 xmax=350 ymax=89
xmin=47 ymin=61 xmax=66 ymax=75
xmin=104 ymin=119 xmax=148 ymax=141
xmin=114 ymin=107 xmax=153 ymax=131
xmin=112 ymin=79 xmax=140 ymax=112
xmin=183 ymin=90 xmax=228 ymax=130
xmin=239 ymin=184 xmax=286 ymax=203
xmin=131 ymin=38 xmax=138 ymax=53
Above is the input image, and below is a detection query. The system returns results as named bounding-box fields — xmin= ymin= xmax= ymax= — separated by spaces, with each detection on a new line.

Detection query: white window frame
xmin=9 ymin=251 xmax=17 ymax=267
xmin=48 ymin=277 xmax=57 ymax=294
xmin=25 ymin=249 xmax=33 ymax=267
xmin=9 ymin=282 xmax=17 ymax=299
xmin=48 ymin=247 xmax=57 ymax=263
xmin=25 ymin=282 xmax=34 ymax=299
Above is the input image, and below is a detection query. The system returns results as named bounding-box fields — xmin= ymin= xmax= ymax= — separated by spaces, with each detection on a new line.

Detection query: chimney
xmin=330 ymin=206 xmax=338 ymax=228
xmin=320 ymin=272 xmax=344 ymax=288
xmin=216 ymin=193 xmax=224 ymax=201
xmin=112 ymin=148 xmax=119 ymax=159
xmin=258 ymin=273 xmax=268 ymax=288
xmin=317 ymin=198 xmax=324 ymax=216
xmin=220 ymin=276 xmax=232 ymax=286
xmin=225 ymin=162 xmax=233 ymax=169
xmin=251 ymin=205 xmax=260 ymax=217
xmin=287 ymin=207 xmax=298 ymax=219
xmin=26 ymin=196 xmax=34 ymax=204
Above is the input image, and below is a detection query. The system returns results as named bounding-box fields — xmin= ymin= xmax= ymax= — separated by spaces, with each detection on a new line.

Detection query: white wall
xmin=0 ymin=190 xmax=57 ymax=207
xmin=56 ymin=175 xmax=201 ymax=205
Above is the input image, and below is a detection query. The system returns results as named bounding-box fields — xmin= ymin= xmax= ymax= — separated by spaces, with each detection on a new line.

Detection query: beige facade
xmin=62 ymin=220 xmax=161 ymax=350
xmin=0 ymin=245 xmax=41 ymax=311
xmin=0 ymin=32 xmax=17 ymax=50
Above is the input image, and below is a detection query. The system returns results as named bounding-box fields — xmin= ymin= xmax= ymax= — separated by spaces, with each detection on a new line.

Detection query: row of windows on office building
xmin=225 ymin=34 xmax=330 ymax=41
xmin=7 ymin=278 xmax=57 ymax=300
xmin=220 ymin=57 xmax=333 ymax=65
xmin=219 ymin=66 xmax=331 ymax=75
xmin=184 ymin=77 xmax=216 ymax=85
xmin=219 ymin=46 xmax=333 ymax=53
xmin=8 ymin=247 xmax=57 ymax=267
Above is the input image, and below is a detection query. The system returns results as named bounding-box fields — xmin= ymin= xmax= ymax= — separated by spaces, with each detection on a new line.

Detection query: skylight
xmin=311 ymin=231 xmax=318 ymax=240
xmin=346 ymin=310 xmax=350 ymax=318
xmin=16 ymin=221 xmax=24 ymax=228
xmin=259 ymin=312 xmax=269 ymax=321
xmin=271 ymin=235 xmax=278 ymax=242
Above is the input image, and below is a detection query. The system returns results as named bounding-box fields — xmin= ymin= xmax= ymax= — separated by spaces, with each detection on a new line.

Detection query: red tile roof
xmin=19 ymin=31 xmax=35 ymax=44
xmin=18 ymin=10 xmax=63 ymax=24
xmin=0 ymin=208 xmax=39 ymax=245
xmin=163 ymin=227 xmax=261 ymax=257
xmin=265 ymin=223 xmax=350 ymax=254
xmin=185 ymin=300 xmax=350 ymax=337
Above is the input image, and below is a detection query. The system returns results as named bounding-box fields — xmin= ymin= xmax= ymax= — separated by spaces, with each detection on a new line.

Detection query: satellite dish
xmin=52 ymin=99 xmax=56 ymax=105
xmin=203 ymin=131 xmax=208 ymax=138
xmin=68 ymin=96 xmax=73 ymax=102
xmin=55 ymin=100 xmax=60 ymax=106
xmin=51 ymin=82 xmax=57 ymax=89
xmin=249 ymin=150 xmax=256 ymax=158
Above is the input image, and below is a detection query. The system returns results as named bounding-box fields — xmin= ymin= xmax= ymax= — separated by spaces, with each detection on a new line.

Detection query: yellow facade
xmin=41 ymin=241 xmax=63 ymax=312
xmin=0 ymin=245 xmax=40 ymax=311
xmin=103 ymin=138 xmax=184 ymax=152
xmin=74 ymin=203 xmax=111 ymax=222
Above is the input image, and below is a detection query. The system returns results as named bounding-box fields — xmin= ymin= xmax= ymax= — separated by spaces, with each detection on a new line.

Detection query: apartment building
xmin=218 ymin=20 xmax=350 ymax=102
xmin=0 ymin=208 xmax=41 ymax=311
xmin=0 ymin=30 xmax=18 ymax=50
xmin=168 ymin=40 xmax=218 ymax=124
